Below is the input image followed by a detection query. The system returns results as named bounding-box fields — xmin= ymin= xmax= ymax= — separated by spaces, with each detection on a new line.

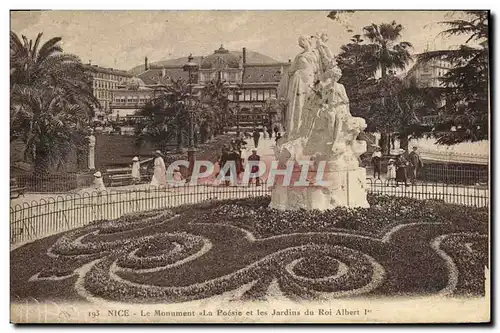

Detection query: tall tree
xmin=362 ymin=21 xmax=413 ymax=78
xmin=360 ymin=21 xmax=413 ymax=154
xmin=10 ymin=31 xmax=98 ymax=174
xmin=135 ymin=79 xmax=192 ymax=152
xmin=417 ymin=11 xmax=489 ymax=144
xmin=200 ymin=79 xmax=232 ymax=136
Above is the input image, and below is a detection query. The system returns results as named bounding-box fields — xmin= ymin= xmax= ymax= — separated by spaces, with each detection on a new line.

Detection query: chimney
xmin=288 ymin=59 xmax=291 ymax=63
xmin=145 ymin=57 xmax=149 ymax=71
xmin=242 ymin=47 xmax=247 ymax=65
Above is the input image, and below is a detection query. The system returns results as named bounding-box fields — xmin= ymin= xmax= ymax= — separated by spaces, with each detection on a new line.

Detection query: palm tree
xmin=363 ymin=21 xmax=413 ymax=78
xmin=361 ymin=21 xmax=413 ymax=153
xmin=10 ymin=31 xmax=98 ymax=174
xmin=135 ymin=79 xmax=192 ymax=152
xmin=201 ymin=79 xmax=231 ymax=135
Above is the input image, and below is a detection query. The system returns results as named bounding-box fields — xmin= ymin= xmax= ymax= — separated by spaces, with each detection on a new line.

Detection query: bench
xmin=10 ymin=178 xmax=26 ymax=199
xmin=104 ymin=167 xmax=136 ymax=187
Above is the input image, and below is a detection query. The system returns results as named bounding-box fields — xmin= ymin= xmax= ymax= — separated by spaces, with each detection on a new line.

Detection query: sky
xmin=11 ymin=10 xmax=472 ymax=71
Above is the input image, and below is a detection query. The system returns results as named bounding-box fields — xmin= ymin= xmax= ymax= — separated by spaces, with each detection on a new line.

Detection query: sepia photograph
xmin=9 ymin=9 xmax=490 ymax=324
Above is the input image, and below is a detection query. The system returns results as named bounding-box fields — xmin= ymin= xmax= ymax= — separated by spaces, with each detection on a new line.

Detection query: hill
xmin=128 ymin=50 xmax=281 ymax=75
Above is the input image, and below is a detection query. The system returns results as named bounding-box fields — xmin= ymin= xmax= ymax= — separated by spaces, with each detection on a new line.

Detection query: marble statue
xmin=269 ymin=34 xmax=369 ymax=211
xmin=88 ymin=131 xmax=96 ymax=170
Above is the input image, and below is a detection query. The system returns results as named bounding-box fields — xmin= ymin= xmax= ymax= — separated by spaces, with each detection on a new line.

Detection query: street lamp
xmin=234 ymin=90 xmax=242 ymax=136
xmin=265 ymin=97 xmax=277 ymax=133
xmin=183 ymin=54 xmax=198 ymax=179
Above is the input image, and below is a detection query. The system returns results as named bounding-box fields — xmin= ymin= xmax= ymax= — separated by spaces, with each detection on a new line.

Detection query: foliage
xmin=417 ymin=11 xmax=489 ymax=144
xmin=200 ymin=79 xmax=233 ymax=135
xmin=10 ymin=31 xmax=98 ymax=174
xmin=362 ymin=21 xmax=413 ymax=79
xmin=134 ymin=79 xmax=193 ymax=151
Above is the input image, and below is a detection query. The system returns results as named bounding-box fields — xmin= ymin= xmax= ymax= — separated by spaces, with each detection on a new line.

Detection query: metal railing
xmin=10 ymin=180 xmax=488 ymax=247
xmin=366 ymin=179 xmax=489 ymax=208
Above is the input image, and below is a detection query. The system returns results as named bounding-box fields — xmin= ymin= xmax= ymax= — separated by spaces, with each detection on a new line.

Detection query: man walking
xmin=247 ymin=149 xmax=261 ymax=186
xmin=408 ymin=146 xmax=424 ymax=184
xmin=252 ymin=128 xmax=261 ymax=148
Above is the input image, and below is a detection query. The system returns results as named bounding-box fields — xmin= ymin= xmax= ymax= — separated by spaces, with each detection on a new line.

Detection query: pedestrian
xmin=253 ymin=128 xmax=260 ymax=148
xmin=371 ymin=147 xmax=382 ymax=180
xmin=274 ymin=126 xmax=279 ymax=138
xmin=150 ymin=150 xmax=167 ymax=187
xmin=263 ymin=125 xmax=268 ymax=139
xmin=408 ymin=146 xmax=424 ymax=184
xmin=395 ymin=153 xmax=410 ymax=187
xmin=275 ymin=132 xmax=282 ymax=144
xmin=92 ymin=171 xmax=106 ymax=193
xmin=387 ymin=159 xmax=396 ymax=186
xmin=247 ymin=149 xmax=261 ymax=186
xmin=131 ymin=156 xmax=141 ymax=184
xmin=268 ymin=126 xmax=273 ymax=139
xmin=172 ymin=166 xmax=185 ymax=185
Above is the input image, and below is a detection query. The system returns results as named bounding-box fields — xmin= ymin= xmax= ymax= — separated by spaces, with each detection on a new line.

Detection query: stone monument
xmin=88 ymin=130 xmax=96 ymax=170
xmin=269 ymin=34 xmax=369 ymax=211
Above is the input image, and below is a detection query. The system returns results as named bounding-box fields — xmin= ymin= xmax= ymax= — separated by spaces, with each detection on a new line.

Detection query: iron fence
xmin=366 ymin=179 xmax=489 ymax=208
xmin=364 ymin=163 xmax=488 ymax=185
xmin=10 ymin=180 xmax=488 ymax=247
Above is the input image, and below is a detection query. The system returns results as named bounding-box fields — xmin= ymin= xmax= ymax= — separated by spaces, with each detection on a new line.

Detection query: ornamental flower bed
xmin=11 ymin=193 xmax=488 ymax=303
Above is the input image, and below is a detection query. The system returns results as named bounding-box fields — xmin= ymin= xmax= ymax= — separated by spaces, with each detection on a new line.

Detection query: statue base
xmin=269 ymin=167 xmax=369 ymax=211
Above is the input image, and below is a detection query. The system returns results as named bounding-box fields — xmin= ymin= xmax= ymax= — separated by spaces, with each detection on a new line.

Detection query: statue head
xmin=298 ymin=35 xmax=311 ymax=51
xmin=320 ymin=32 xmax=329 ymax=42
xmin=324 ymin=66 xmax=343 ymax=82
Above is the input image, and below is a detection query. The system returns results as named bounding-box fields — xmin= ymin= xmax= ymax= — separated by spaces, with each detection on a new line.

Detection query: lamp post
xmin=183 ymin=54 xmax=198 ymax=179
xmin=235 ymin=90 xmax=242 ymax=136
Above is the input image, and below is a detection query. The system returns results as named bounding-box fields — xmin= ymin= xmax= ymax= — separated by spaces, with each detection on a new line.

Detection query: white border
xmin=3 ymin=2 xmax=498 ymax=332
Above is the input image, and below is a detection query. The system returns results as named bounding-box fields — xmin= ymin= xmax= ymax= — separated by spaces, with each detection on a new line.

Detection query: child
xmin=131 ymin=156 xmax=141 ymax=184
xmin=92 ymin=171 xmax=106 ymax=193
xmin=387 ymin=159 xmax=396 ymax=186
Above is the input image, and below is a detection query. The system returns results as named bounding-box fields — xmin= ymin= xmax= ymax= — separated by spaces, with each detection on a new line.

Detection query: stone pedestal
xmin=269 ymin=167 xmax=369 ymax=211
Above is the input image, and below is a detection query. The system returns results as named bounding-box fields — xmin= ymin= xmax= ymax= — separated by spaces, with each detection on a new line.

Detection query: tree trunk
xmin=379 ymin=132 xmax=390 ymax=155
xmin=399 ymin=133 xmax=410 ymax=152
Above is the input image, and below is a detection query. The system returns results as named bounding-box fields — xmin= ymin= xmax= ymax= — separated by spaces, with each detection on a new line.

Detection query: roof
xmin=200 ymin=45 xmax=240 ymax=70
xmin=137 ymin=67 xmax=190 ymax=85
xmin=84 ymin=64 xmax=132 ymax=77
xmin=243 ymin=63 xmax=290 ymax=83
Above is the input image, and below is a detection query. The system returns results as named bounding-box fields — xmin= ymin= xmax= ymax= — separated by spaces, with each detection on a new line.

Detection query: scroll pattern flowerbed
xmin=11 ymin=194 xmax=488 ymax=304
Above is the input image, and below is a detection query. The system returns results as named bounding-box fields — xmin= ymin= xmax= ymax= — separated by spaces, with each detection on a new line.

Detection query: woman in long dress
xmin=150 ymin=150 xmax=167 ymax=187
xmin=131 ymin=156 xmax=141 ymax=184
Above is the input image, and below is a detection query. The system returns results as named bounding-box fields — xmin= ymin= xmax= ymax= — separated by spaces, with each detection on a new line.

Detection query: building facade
xmin=84 ymin=64 xmax=132 ymax=115
xmin=404 ymin=57 xmax=452 ymax=88
xmin=131 ymin=45 xmax=290 ymax=130
xmin=109 ymin=77 xmax=153 ymax=121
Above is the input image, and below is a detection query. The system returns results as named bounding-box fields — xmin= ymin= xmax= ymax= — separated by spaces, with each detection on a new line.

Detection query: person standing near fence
xmin=150 ymin=150 xmax=167 ymax=187
xmin=395 ymin=153 xmax=410 ymax=187
xmin=131 ymin=156 xmax=141 ymax=184
xmin=387 ymin=159 xmax=396 ymax=186
xmin=409 ymin=146 xmax=424 ymax=184
xmin=92 ymin=171 xmax=106 ymax=193
xmin=371 ymin=147 xmax=382 ymax=180
xmin=247 ymin=149 xmax=261 ymax=186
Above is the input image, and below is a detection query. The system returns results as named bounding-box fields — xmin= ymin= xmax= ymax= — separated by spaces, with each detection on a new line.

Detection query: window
xmin=270 ymin=89 xmax=277 ymax=99
xmin=257 ymin=90 xmax=264 ymax=101
xmin=251 ymin=90 xmax=257 ymax=101
xmin=264 ymin=90 xmax=270 ymax=101
xmin=244 ymin=90 xmax=251 ymax=101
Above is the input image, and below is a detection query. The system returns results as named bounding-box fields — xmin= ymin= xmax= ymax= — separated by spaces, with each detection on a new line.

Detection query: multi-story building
xmin=130 ymin=45 xmax=290 ymax=129
xmin=84 ymin=64 xmax=132 ymax=115
xmin=109 ymin=77 xmax=153 ymax=121
xmin=404 ymin=57 xmax=452 ymax=88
